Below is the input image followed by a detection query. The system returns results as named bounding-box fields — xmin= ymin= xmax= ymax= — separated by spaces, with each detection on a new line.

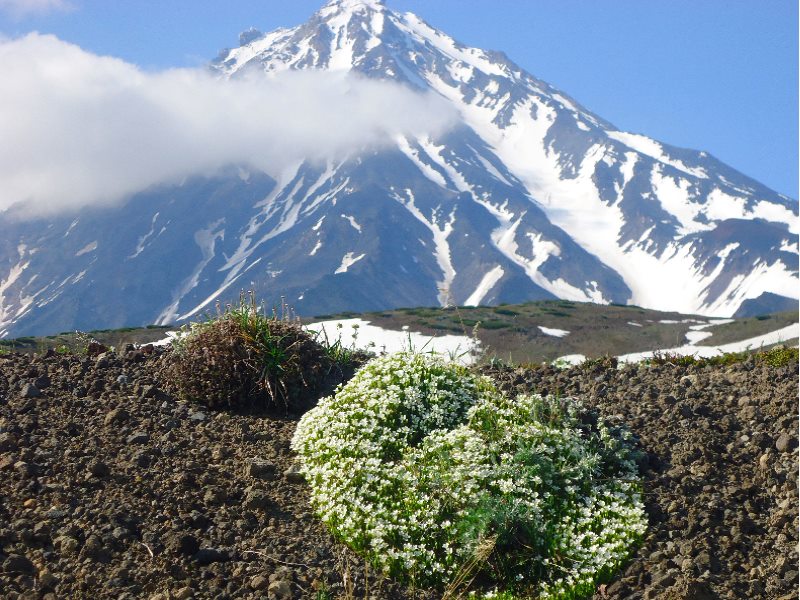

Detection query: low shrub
xmin=168 ymin=298 xmax=331 ymax=410
xmin=292 ymin=352 xmax=646 ymax=598
xmin=757 ymin=345 xmax=798 ymax=367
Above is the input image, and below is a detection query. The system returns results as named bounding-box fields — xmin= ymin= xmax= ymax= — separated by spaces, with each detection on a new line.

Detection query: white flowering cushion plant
xmin=291 ymin=352 xmax=647 ymax=598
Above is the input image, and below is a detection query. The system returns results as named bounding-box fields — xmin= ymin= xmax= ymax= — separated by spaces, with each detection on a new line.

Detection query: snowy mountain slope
xmin=211 ymin=0 xmax=797 ymax=315
xmin=0 ymin=0 xmax=796 ymax=337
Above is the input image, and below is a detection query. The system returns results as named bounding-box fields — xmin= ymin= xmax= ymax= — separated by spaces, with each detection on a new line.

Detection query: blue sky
xmin=1 ymin=0 xmax=796 ymax=198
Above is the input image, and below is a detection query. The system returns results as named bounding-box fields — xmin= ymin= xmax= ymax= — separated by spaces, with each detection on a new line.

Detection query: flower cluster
xmin=291 ymin=352 xmax=647 ymax=597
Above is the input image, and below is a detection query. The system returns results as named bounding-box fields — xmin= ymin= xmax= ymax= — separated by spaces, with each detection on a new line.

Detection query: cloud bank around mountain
xmin=0 ymin=33 xmax=458 ymax=219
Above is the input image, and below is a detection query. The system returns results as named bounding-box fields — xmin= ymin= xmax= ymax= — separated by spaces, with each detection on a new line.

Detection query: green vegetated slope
xmin=0 ymin=325 xmax=172 ymax=355
xmin=1 ymin=302 xmax=797 ymax=363
xmin=311 ymin=302 xmax=799 ymax=364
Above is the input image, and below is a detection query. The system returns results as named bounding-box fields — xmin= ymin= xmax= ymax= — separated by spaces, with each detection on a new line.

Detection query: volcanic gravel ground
xmin=0 ymin=348 xmax=797 ymax=599
xmin=484 ymin=358 xmax=799 ymax=600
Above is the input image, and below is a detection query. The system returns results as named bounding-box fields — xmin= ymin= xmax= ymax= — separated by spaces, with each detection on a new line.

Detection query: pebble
xmin=245 ymin=459 xmax=277 ymax=480
xmin=192 ymin=548 xmax=229 ymax=565
xmin=88 ymin=460 xmax=110 ymax=477
xmin=173 ymin=586 xmax=194 ymax=600
xmin=251 ymin=575 xmax=269 ymax=590
xmin=776 ymin=433 xmax=796 ymax=452
xmin=267 ymin=580 xmax=292 ymax=599
xmin=2 ymin=554 xmax=35 ymax=575
xmin=125 ymin=431 xmax=149 ymax=445
xmin=20 ymin=384 xmax=40 ymax=399
xmin=166 ymin=533 xmax=199 ymax=556
xmin=284 ymin=464 xmax=305 ymax=484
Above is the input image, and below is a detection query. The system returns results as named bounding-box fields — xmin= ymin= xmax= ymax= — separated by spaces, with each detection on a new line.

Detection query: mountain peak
xmin=319 ymin=0 xmax=386 ymax=15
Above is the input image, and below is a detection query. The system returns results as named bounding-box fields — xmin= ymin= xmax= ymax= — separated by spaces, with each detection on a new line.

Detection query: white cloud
xmin=0 ymin=33 xmax=458 ymax=219
xmin=0 ymin=0 xmax=72 ymax=18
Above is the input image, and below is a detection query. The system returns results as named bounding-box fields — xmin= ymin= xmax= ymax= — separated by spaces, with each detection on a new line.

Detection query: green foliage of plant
xmin=481 ymin=321 xmax=511 ymax=330
xmin=293 ymin=352 xmax=646 ymax=598
xmin=757 ymin=345 xmax=798 ymax=367
xmin=493 ymin=308 xmax=520 ymax=317
xmin=168 ymin=294 xmax=331 ymax=410
xmin=648 ymin=346 xmax=798 ymax=369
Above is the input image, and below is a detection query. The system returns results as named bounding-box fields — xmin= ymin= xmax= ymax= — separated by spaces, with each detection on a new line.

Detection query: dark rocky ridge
xmin=0 ymin=348 xmax=797 ymax=599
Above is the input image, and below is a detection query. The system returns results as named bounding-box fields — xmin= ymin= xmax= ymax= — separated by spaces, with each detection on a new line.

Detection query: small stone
xmin=126 ymin=431 xmax=149 ymax=445
xmin=251 ymin=575 xmax=269 ymax=590
xmin=59 ymin=536 xmax=80 ymax=554
xmin=14 ymin=461 xmax=34 ymax=477
xmin=87 ymin=341 xmax=109 ymax=357
xmin=116 ymin=374 xmax=129 ymax=385
xmin=173 ymin=586 xmax=194 ymax=600
xmin=166 ymin=533 xmax=200 ymax=556
xmin=267 ymin=580 xmax=292 ymax=599
xmin=20 ymin=383 xmax=41 ymax=398
xmin=245 ymin=459 xmax=277 ymax=480
xmin=193 ymin=548 xmax=229 ymax=565
xmin=88 ymin=460 xmax=110 ymax=477
xmin=22 ymin=498 xmax=37 ymax=509
xmin=242 ymin=489 xmax=270 ymax=511
xmin=188 ymin=411 xmax=207 ymax=422
xmin=0 ymin=432 xmax=17 ymax=451
xmin=104 ymin=408 xmax=130 ymax=426
xmin=132 ymin=451 xmax=151 ymax=468
xmin=38 ymin=570 xmax=58 ymax=590
xmin=758 ymin=453 xmax=771 ymax=470
xmin=204 ymin=488 xmax=227 ymax=505
xmin=776 ymin=433 xmax=797 ymax=452
xmin=651 ymin=572 xmax=676 ymax=589
xmin=81 ymin=534 xmax=106 ymax=561
xmin=284 ymin=464 xmax=305 ymax=484
xmin=3 ymin=553 xmax=36 ymax=575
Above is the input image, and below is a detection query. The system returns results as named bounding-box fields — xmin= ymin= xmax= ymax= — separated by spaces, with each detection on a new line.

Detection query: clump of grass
xmin=293 ymin=352 xmax=646 ymax=598
xmin=755 ymin=345 xmax=798 ymax=368
xmin=648 ymin=345 xmax=798 ymax=368
xmin=167 ymin=292 xmax=331 ymax=411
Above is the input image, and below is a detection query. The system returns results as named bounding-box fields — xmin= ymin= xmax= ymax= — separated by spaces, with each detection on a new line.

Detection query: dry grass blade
xmin=442 ymin=535 xmax=497 ymax=599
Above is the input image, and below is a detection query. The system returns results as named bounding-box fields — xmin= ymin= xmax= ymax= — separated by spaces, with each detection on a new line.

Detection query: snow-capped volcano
xmin=0 ymin=0 xmax=796 ymax=337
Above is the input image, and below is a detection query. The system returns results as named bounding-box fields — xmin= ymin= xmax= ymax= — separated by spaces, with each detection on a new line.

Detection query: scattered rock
xmin=243 ymin=488 xmax=270 ymax=511
xmin=20 ymin=384 xmax=40 ymax=398
xmin=125 ymin=431 xmax=149 ymax=445
xmin=776 ymin=433 xmax=797 ymax=452
xmin=104 ymin=408 xmax=129 ymax=426
xmin=284 ymin=464 xmax=305 ymax=484
xmin=192 ymin=548 xmax=230 ymax=565
xmin=165 ymin=532 xmax=199 ymax=556
xmin=251 ymin=575 xmax=270 ymax=590
xmin=267 ymin=579 xmax=293 ymax=599
xmin=245 ymin=459 xmax=277 ymax=480
xmin=88 ymin=460 xmax=110 ymax=477
xmin=2 ymin=554 xmax=35 ymax=575
xmin=172 ymin=586 xmax=194 ymax=600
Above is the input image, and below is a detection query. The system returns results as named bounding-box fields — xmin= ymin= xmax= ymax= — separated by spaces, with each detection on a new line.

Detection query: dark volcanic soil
xmin=0 ymin=347 xmax=797 ymax=599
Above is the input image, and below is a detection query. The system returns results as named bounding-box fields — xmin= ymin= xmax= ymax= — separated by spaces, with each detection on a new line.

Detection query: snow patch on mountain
xmin=465 ymin=266 xmax=504 ymax=306
xmin=539 ymin=325 xmax=569 ymax=337
xmin=394 ymin=189 xmax=456 ymax=305
xmin=335 ymin=252 xmax=366 ymax=274
xmin=75 ymin=241 xmax=98 ymax=257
